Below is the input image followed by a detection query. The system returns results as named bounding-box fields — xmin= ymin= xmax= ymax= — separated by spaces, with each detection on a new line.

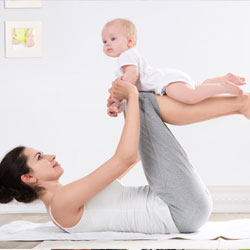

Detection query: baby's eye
xmin=103 ymin=40 xmax=107 ymax=44
xmin=111 ymin=37 xmax=116 ymax=41
xmin=37 ymin=153 xmax=42 ymax=160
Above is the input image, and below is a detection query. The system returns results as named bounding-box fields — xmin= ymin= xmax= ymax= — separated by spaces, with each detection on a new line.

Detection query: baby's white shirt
xmin=115 ymin=48 xmax=195 ymax=95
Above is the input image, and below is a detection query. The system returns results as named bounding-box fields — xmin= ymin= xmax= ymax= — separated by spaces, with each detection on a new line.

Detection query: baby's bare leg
xmin=165 ymin=81 xmax=243 ymax=105
xmin=202 ymin=73 xmax=246 ymax=85
xmin=155 ymin=93 xmax=250 ymax=125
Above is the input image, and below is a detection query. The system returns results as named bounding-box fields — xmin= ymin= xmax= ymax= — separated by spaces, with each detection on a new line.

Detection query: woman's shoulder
xmin=49 ymin=190 xmax=84 ymax=228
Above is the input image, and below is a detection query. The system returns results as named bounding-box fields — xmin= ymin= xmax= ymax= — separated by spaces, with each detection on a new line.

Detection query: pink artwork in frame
xmin=5 ymin=21 xmax=42 ymax=58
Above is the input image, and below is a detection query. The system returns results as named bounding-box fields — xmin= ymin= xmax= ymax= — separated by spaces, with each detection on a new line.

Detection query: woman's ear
xmin=21 ymin=174 xmax=37 ymax=184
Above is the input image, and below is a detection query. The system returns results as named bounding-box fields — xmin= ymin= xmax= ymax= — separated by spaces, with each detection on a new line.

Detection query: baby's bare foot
xmin=225 ymin=73 xmax=246 ymax=85
xmin=240 ymin=93 xmax=250 ymax=119
xmin=222 ymin=81 xmax=243 ymax=95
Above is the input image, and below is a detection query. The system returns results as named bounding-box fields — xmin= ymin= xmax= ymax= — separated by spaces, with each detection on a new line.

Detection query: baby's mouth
xmin=53 ymin=162 xmax=60 ymax=168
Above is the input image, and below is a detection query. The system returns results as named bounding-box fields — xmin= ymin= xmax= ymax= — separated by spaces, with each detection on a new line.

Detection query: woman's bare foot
xmin=240 ymin=93 xmax=250 ymax=119
xmin=222 ymin=81 xmax=243 ymax=95
xmin=225 ymin=73 xmax=246 ymax=85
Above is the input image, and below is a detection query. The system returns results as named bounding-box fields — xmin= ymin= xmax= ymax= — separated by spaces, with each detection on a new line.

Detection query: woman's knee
xmin=172 ymin=191 xmax=213 ymax=233
xmin=188 ymin=196 xmax=212 ymax=232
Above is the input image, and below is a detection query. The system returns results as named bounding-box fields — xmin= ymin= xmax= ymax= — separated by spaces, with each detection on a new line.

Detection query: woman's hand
xmin=110 ymin=77 xmax=138 ymax=100
xmin=106 ymin=94 xmax=114 ymax=108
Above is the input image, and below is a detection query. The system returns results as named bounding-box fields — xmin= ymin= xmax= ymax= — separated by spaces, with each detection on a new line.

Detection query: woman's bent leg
xmin=155 ymin=93 xmax=250 ymax=125
xmin=139 ymin=92 xmax=213 ymax=233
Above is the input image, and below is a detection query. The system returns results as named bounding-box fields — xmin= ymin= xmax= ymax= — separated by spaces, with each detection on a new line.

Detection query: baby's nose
xmin=49 ymin=154 xmax=56 ymax=161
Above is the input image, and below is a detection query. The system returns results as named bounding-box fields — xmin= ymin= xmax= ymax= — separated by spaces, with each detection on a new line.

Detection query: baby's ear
xmin=128 ymin=36 xmax=135 ymax=48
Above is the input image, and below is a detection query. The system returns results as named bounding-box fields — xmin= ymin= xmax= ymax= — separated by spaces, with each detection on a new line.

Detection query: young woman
xmin=0 ymin=78 xmax=249 ymax=234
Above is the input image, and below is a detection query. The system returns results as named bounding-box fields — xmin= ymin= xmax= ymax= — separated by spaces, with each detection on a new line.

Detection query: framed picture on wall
xmin=5 ymin=0 xmax=42 ymax=8
xmin=5 ymin=21 xmax=42 ymax=58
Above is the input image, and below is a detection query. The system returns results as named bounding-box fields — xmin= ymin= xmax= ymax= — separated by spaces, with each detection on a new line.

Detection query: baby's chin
xmin=105 ymin=52 xmax=119 ymax=58
xmin=105 ymin=49 xmax=125 ymax=58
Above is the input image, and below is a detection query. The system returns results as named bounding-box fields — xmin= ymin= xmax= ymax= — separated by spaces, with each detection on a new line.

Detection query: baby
xmin=102 ymin=18 xmax=246 ymax=117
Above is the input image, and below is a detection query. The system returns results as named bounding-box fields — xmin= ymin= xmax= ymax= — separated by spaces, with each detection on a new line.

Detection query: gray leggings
xmin=138 ymin=92 xmax=213 ymax=233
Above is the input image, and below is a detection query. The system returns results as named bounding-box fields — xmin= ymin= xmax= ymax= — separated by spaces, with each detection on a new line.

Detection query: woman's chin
xmin=57 ymin=168 xmax=64 ymax=179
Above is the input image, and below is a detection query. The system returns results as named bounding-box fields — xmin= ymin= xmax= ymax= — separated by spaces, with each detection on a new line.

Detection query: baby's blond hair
xmin=104 ymin=18 xmax=137 ymax=46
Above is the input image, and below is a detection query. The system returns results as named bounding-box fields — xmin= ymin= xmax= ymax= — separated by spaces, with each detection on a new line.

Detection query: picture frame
xmin=5 ymin=0 xmax=42 ymax=8
xmin=5 ymin=21 xmax=42 ymax=58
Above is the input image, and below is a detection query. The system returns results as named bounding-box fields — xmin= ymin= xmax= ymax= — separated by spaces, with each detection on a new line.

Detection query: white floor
xmin=35 ymin=239 xmax=250 ymax=249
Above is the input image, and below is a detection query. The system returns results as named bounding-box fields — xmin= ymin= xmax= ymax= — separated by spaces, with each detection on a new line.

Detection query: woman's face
xmin=23 ymin=147 xmax=64 ymax=182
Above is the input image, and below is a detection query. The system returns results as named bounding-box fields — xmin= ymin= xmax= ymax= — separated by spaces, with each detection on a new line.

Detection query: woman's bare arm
xmin=117 ymin=153 xmax=140 ymax=180
xmin=51 ymin=79 xmax=140 ymax=227
xmin=117 ymin=110 xmax=141 ymax=179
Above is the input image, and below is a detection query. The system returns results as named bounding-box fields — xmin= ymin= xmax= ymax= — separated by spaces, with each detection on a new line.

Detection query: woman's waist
xmin=114 ymin=185 xmax=175 ymax=233
xmin=81 ymin=204 xmax=167 ymax=234
xmin=61 ymin=184 xmax=178 ymax=234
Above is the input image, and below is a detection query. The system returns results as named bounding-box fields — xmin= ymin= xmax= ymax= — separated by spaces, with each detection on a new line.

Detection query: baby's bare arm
xmin=107 ymin=66 xmax=139 ymax=116
xmin=122 ymin=65 xmax=139 ymax=84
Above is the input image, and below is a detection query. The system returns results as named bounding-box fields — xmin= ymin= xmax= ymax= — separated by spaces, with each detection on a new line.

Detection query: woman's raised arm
xmin=50 ymin=79 xmax=140 ymax=227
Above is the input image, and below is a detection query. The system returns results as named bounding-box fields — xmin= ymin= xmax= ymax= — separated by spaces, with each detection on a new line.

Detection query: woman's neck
xmin=39 ymin=181 xmax=63 ymax=208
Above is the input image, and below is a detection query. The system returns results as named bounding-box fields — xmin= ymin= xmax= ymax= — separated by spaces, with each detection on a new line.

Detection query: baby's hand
xmin=107 ymin=103 xmax=119 ymax=117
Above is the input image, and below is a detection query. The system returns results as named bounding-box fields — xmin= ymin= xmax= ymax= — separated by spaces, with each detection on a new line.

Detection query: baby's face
xmin=102 ymin=23 xmax=130 ymax=57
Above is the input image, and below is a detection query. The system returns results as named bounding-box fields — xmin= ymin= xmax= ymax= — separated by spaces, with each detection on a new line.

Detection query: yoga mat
xmin=0 ymin=219 xmax=250 ymax=241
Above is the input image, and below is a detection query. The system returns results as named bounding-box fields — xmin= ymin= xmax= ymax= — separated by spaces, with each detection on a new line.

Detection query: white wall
xmin=0 ymin=0 xmax=249 ymax=193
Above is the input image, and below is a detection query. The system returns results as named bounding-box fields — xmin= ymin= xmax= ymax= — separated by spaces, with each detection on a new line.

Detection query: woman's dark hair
xmin=0 ymin=146 xmax=45 ymax=203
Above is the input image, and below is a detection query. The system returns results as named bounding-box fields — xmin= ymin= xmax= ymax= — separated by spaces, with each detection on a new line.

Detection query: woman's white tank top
xmin=49 ymin=180 xmax=179 ymax=234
